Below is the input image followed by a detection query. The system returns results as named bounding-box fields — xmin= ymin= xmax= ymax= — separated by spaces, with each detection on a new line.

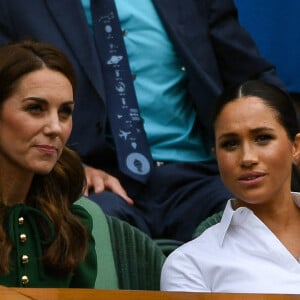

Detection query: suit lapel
xmin=45 ymin=0 xmax=106 ymax=99
xmin=152 ymin=0 xmax=181 ymax=33
xmin=153 ymin=0 xmax=220 ymax=93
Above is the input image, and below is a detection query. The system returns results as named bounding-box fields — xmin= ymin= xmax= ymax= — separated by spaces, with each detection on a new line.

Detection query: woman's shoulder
xmin=161 ymin=224 xmax=222 ymax=292
xmin=71 ymin=203 xmax=94 ymax=232
xmin=165 ymin=223 xmax=222 ymax=267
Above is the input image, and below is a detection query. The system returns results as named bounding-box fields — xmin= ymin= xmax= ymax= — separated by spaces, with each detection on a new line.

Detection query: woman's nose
xmin=44 ymin=114 xmax=62 ymax=136
xmin=240 ymin=143 xmax=258 ymax=167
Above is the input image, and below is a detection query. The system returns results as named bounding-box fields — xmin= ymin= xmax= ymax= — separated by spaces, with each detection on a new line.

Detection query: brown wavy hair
xmin=0 ymin=40 xmax=87 ymax=274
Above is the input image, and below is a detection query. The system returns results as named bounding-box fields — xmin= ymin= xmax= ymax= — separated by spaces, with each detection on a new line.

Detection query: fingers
xmin=83 ymin=165 xmax=134 ymax=205
xmin=104 ymin=177 xmax=134 ymax=205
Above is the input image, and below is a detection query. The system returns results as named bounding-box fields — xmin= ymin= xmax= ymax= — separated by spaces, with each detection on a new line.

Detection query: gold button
xmin=21 ymin=275 xmax=29 ymax=285
xmin=20 ymin=233 xmax=27 ymax=243
xmin=18 ymin=217 xmax=24 ymax=225
xmin=21 ymin=255 xmax=29 ymax=264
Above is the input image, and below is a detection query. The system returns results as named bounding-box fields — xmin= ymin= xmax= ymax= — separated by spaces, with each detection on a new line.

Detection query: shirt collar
xmin=217 ymin=199 xmax=235 ymax=246
xmin=217 ymin=192 xmax=300 ymax=246
xmin=291 ymin=191 xmax=300 ymax=207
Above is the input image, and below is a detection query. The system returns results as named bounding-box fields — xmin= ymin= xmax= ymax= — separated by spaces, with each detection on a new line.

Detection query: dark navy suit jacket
xmin=0 ymin=0 xmax=280 ymax=170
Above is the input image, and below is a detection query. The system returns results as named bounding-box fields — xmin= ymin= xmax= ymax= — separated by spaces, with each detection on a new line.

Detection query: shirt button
xmin=20 ymin=233 xmax=27 ymax=243
xmin=122 ymin=29 xmax=128 ymax=36
xmin=21 ymin=275 xmax=29 ymax=286
xmin=181 ymin=66 xmax=186 ymax=72
xmin=21 ymin=255 xmax=29 ymax=264
xmin=18 ymin=217 xmax=24 ymax=225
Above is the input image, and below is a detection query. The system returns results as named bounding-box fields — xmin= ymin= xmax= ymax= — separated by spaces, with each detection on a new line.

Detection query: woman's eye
xmin=220 ymin=140 xmax=239 ymax=150
xmin=25 ymin=104 xmax=44 ymax=114
xmin=59 ymin=106 xmax=73 ymax=120
xmin=256 ymin=134 xmax=273 ymax=144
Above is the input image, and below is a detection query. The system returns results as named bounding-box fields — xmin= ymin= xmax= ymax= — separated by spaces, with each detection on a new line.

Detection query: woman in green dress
xmin=0 ymin=40 xmax=97 ymax=287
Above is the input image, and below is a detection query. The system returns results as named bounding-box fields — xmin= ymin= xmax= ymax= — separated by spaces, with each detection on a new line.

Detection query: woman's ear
xmin=292 ymin=133 xmax=300 ymax=166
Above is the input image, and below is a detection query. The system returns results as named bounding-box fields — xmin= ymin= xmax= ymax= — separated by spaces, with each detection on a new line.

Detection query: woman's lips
xmin=35 ymin=145 xmax=58 ymax=154
xmin=238 ymin=171 xmax=266 ymax=187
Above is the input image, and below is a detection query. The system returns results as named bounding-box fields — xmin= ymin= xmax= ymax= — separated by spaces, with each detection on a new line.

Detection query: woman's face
xmin=0 ymin=68 xmax=74 ymax=176
xmin=214 ymin=96 xmax=300 ymax=206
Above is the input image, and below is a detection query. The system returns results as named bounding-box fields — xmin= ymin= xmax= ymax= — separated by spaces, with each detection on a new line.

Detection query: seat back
xmin=154 ymin=239 xmax=183 ymax=256
xmin=107 ymin=215 xmax=166 ymax=290
xmin=75 ymin=197 xmax=119 ymax=289
xmin=192 ymin=211 xmax=223 ymax=238
xmin=76 ymin=197 xmax=166 ymax=290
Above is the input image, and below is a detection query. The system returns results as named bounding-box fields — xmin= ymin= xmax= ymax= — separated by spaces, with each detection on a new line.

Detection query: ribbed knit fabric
xmin=107 ymin=216 xmax=165 ymax=290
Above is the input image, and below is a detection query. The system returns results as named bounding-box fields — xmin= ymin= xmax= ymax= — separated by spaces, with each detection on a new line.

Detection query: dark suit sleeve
xmin=0 ymin=1 xmax=15 ymax=44
xmin=204 ymin=0 xmax=285 ymax=89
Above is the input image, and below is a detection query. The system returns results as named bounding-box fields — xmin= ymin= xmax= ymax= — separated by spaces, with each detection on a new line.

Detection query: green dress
xmin=0 ymin=203 xmax=97 ymax=288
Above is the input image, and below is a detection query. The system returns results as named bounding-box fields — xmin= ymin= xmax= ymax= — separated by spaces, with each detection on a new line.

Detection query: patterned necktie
xmin=91 ymin=0 xmax=153 ymax=183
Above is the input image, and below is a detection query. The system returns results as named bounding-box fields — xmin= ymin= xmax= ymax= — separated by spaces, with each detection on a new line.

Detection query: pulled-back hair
xmin=212 ymin=80 xmax=299 ymax=141
xmin=212 ymin=80 xmax=300 ymax=191
xmin=0 ymin=40 xmax=87 ymax=274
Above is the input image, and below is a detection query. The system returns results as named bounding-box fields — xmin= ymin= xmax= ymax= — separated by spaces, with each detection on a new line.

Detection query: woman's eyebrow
xmin=22 ymin=97 xmax=74 ymax=105
xmin=217 ymin=127 xmax=275 ymax=140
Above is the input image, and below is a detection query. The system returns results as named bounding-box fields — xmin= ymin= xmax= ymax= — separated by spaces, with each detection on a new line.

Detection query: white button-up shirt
xmin=161 ymin=193 xmax=300 ymax=294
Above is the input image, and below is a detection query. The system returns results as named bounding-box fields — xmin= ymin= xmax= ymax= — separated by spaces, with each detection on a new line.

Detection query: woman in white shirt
xmin=161 ymin=80 xmax=300 ymax=294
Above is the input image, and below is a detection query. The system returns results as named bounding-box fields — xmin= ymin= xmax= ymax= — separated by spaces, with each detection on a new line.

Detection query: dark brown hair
xmin=0 ymin=40 xmax=87 ymax=275
xmin=212 ymin=80 xmax=300 ymax=191
xmin=212 ymin=80 xmax=299 ymax=141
